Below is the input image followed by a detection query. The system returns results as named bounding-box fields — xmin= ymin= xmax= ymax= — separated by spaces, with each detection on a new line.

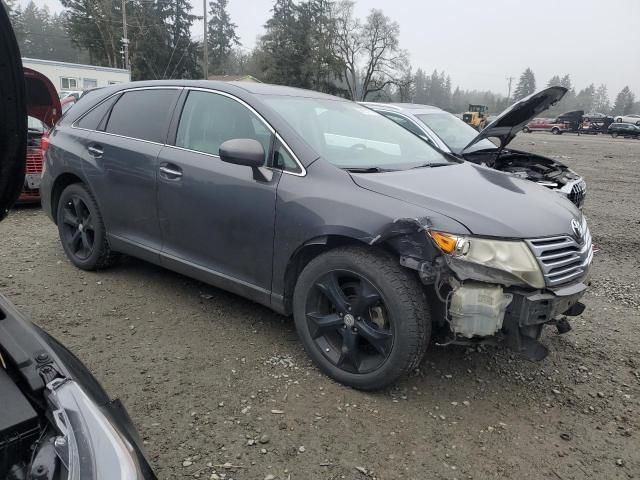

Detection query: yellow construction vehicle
xmin=462 ymin=104 xmax=489 ymax=130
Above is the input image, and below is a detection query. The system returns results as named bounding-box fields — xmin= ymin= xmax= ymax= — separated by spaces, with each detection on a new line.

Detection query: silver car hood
xmin=463 ymin=86 xmax=567 ymax=153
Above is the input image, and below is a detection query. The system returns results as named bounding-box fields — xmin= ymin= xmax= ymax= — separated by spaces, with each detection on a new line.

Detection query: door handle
xmin=87 ymin=145 xmax=103 ymax=157
xmin=159 ymin=165 xmax=183 ymax=179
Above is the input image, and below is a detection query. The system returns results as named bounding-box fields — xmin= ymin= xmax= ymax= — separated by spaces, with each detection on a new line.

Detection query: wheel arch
xmin=50 ymin=171 xmax=89 ymax=223
xmin=280 ymin=224 xmax=438 ymax=315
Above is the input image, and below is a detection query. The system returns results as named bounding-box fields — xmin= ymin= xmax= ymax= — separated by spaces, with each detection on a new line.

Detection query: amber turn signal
xmin=430 ymin=231 xmax=458 ymax=254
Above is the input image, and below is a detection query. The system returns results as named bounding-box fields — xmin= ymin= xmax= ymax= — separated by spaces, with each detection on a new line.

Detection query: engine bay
xmin=465 ymin=149 xmax=581 ymax=189
xmin=0 ymin=367 xmax=49 ymax=479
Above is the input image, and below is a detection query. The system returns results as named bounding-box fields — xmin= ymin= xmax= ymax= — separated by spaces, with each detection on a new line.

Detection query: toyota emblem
xmin=571 ymin=218 xmax=583 ymax=240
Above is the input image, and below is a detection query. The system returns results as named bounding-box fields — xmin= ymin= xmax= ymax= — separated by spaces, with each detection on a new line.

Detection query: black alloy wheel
xmin=60 ymin=195 xmax=95 ymax=260
xmin=305 ymin=270 xmax=393 ymax=374
xmin=293 ymin=247 xmax=430 ymax=390
xmin=56 ymin=183 xmax=118 ymax=270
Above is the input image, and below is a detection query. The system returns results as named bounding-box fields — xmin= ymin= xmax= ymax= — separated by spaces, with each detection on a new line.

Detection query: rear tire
xmin=293 ymin=246 xmax=430 ymax=390
xmin=56 ymin=183 xmax=118 ymax=270
xmin=612 ymin=132 xmax=619 ymax=138
xmin=522 ymin=126 xmax=531 ymax=133
xmin=551 ymin=127 xmax=560 ymax=135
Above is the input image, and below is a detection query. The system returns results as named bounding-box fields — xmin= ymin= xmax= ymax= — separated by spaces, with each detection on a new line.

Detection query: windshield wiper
xmin=410 ymin=162 xmax=452 ymax=170
xmin=344 ymin=166 xmax=395 ymax=173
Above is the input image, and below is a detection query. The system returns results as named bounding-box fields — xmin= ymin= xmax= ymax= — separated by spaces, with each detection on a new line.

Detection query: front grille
xmin=526 ymin=217 xmax=593 ymax=287
xmin=568 ymin=179 xmax=587 ymax=208
xmin=25 ymin=147 xmax=43 ymax=175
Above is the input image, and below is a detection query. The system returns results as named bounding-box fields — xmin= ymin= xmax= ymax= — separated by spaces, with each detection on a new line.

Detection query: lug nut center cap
xmin=343 ymin=313 xmax=355 ymax=327
xmin=78 ymin=224 xmax=84 ymax=232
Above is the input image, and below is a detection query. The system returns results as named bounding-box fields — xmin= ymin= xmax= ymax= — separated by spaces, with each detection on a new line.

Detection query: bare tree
xmin=359 ymin=9 xmax=408 ymax=101
xmin=332 ymin=3 xmax=409 ymax=101
xmin=332 ymin=0 xmax=361 ymax=100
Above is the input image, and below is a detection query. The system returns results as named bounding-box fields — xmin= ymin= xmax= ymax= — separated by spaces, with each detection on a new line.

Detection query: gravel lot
xmin=1 ymin=132 xmax=639 ymax=480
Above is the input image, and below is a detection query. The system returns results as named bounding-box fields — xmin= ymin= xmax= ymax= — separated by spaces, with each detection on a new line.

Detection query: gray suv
xmin=41 ymin=81 xmax=592 ymax=390
xmin=363 ymin=87 xmax=587 ymax=208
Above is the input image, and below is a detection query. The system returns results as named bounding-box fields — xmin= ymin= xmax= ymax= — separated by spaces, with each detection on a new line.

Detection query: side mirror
xmin=219 ymin=138 xmax=265 ymax=168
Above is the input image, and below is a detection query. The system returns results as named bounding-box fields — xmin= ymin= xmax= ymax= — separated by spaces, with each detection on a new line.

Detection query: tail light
xmin=41 ymin=132 xmax=50 ymax=175
xmin=41 ymin=132 xmax=50 ymax=153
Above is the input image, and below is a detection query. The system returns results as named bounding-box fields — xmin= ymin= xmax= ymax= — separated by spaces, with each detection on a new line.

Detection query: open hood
xmin=463 ymin=86 xmax=567 ymax=153
xmin=24 ymin=67 xmax=61 ymax=128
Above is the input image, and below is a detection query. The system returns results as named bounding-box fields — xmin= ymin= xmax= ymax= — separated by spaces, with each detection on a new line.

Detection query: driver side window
xmin=176 ymin=91 xmax=272 ymax=160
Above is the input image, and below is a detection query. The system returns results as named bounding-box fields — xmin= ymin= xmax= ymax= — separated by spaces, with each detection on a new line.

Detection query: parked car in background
xmin=522 ymin=117 xmax=569 ymax=134
xmin=608 ymin=122 xmax=640 ymax=138
xmin=58 ymin=89 xmax=83 ymax=101
xmin=18 ymin=67 xmax=61 ymax=203
xmin=363 ymin=87 xmax=587 ymax=209
xmin=61 ymin=93 xmax=77 ymax=114
xmin=1 ymin=5 xmax=157 ymax=479
xmin=41 ymin=81 xmax=591 ymax=389
xmin=614 ymin=113 xmax=640 ymax=125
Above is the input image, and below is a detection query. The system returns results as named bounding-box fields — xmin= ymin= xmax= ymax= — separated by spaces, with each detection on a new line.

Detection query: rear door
xmin=156 ymin=89 xmax=280 ymax=302
xmin=85 ymin=88 xmax=181 ymax=257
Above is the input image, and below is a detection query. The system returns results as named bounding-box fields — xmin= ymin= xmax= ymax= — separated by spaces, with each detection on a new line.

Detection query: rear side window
xmin=105 ymin=89 xmax=179 ymax=143
xmin=76 ymin=94 xmax=120 ymax=130
xmin=175 ymin=90 xmax=272 ymax=159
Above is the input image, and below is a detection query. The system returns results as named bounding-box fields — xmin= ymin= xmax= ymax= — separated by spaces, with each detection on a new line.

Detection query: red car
xmin=522 ymin=117 xmax=569 ymax=135
xmin=19 ymin=68 xmax=61 ymax=203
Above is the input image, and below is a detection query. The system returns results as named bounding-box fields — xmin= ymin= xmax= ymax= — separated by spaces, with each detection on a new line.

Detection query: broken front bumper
xmin=505 ymin=281 xmax=588 ymax=327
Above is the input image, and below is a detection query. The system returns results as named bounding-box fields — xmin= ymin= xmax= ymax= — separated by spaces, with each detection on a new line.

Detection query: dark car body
xmin=363 ymin=88 xmax=587 ymax=209
xmin=608 ymin=122 xmax=640 ymax=138
xmin=40 ymin=80 xmax=592 ymax=389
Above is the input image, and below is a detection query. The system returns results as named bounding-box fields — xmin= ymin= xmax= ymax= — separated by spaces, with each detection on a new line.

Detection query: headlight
xmin=47 ymin=378 xmax=144 ymax=480
xmin=429 ymin=231 xmax=545 ymax=289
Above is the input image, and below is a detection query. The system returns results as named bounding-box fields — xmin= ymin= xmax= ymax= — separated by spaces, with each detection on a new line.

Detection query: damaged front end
xmin=380 ymin=216 xmax=592 ymax=361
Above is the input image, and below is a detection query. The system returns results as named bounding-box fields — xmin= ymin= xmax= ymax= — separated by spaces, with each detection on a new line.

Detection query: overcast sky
xmin=28 ymin=0 xmax=640 ymax=97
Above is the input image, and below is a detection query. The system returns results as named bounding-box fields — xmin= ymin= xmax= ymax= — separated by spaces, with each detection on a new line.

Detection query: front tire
xmin=56 ymin=183 xmax=118 ymax=270
xmin=551 ymin=127 xmax=560 ymax=135
xmin=522 ymin=126 xmax=531 ymax=133
xmin=293 ymin=247 xmax=430 ymax=390
xmin=612 ymin=132 xmax=619 ymax=138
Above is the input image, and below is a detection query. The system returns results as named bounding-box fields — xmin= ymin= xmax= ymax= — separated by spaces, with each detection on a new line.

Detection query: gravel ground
xmin=1 ymin=132 xmax=639 ymax=480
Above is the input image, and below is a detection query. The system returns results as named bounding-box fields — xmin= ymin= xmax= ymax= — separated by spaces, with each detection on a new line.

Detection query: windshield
xmin=262 ymin=96 xmax=452 ymax=171
xmin=416 ymin=112 xmax=496 ymax=153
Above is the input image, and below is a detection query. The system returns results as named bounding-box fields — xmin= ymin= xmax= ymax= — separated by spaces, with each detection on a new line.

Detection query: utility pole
xmin=506 ymin=76 xmax=514 ymax=102
xmin=203 ymin=0 xmax=208 ymax=79
xmin=121 ymin=0 xmax=130 ymax=71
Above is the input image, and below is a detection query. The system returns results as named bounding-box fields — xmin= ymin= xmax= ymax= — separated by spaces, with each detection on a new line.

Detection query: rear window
xmin=105 ymin=89 xmax=180 ymax=143
xmin=76 ymin=94 xmax=120 ymax=130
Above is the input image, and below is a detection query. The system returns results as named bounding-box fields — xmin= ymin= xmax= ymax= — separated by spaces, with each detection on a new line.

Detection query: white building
xmin=22 ymin=57 xmax=130 ymax=92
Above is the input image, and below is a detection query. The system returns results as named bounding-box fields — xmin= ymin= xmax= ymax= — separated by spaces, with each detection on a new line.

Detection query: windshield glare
xmin=416 ymin=112 xmax=496 ymax=153
xmin=262 ymin=96 xmax=451 ymax=170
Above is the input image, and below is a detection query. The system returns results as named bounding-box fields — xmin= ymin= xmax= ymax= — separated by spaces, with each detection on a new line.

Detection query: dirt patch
xmin=1 ymin=132 xmax=639 ymax=479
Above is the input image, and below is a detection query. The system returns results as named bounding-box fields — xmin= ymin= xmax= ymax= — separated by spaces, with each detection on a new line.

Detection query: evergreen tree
xmin=612 ymin=86 xmax=636 ymax=116
xmin=513 ymin=68 xmax=536 ymax=100
xmin=10 ymin=2 xmax=88 ymax=64
xmin=165 ymin=0 xmax=200 ymax=79
xmin=259 ymin=0 xmax=307 ymax=87
xmin=298 ymin=0 xmax=342 ymax=93
xmin=208 ymin=0 xmax=240 ymax=75
xmin=61 ymin=0 xmax=123 ymax=68
xmin=414 ymin=69 xmax=427 ymax=104
xmin=546 ymin=75 xmax=562 ymax=87
xmin=593 ymin=84 xmax=610 ymax=113
xmin=575 ymin=84 xmax=596 ymax=112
